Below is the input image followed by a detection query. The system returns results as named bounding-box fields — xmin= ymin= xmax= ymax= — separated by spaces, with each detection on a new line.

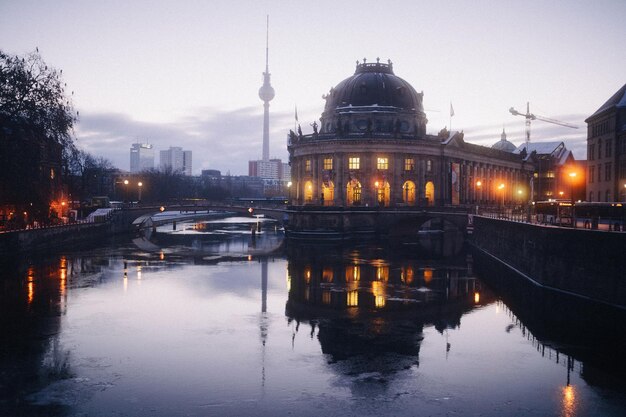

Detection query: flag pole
xmin=449 ymin=102 xmax=454 ymax=135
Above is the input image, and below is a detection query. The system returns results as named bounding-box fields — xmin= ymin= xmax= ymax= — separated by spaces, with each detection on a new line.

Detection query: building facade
xmin=288 ymin=60 xmax=535 ymax=208
xmin=130 ymin=143 xmax=154 ymax=173
xmin=514 ymin=141 xmax=583 ymax=202
xmin=585 ymin=84 xmax=626 ymax=202
xmin=160 ymin=147 xmax=192 ymax=176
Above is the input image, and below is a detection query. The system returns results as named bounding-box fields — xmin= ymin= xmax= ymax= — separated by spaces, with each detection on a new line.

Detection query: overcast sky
xmin=2 ymin=0 xmax=625 ymax=175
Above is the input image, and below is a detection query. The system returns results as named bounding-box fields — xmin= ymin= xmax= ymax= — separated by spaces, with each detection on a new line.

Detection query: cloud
xmin=75 ymin=107 xmax=296 ymax=175
xmin=460 ymin=112 xmax=588 ymax=160
xmin=75 ymin=107 xmax=589 ymax=177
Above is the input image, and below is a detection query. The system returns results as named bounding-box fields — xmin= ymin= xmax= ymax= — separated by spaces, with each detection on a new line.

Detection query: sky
xmin=2 ymin=0 xmax=625 ymax=175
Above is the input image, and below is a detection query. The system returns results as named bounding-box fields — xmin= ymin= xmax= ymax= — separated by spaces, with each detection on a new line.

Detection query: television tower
xmin=258 ymin=15 xmax=275 ymax=162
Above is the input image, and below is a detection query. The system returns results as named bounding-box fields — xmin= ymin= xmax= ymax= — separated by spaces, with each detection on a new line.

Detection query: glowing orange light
xmin=474 ymin=292 xmax=480 ymax=304
xmin=562 ymin=385 xmax=577 ymax=417
xmin=423 ymin=268 xmax=433 ymax=284
xmin=475 ymin=180 xmax=482 ymax=187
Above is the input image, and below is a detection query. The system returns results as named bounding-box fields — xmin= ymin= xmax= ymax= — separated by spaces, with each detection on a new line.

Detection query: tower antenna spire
xmin=265 ymin=14 xmax=269 ymax=73
xmin=258 ymin=14 xmax=275 ymax=162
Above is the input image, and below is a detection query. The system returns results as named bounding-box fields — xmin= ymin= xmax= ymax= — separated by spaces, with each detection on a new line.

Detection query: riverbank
xmin=471 ymin=215 xmax=626 ymax=309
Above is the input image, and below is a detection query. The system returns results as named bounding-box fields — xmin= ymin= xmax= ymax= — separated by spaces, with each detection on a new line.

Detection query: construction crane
xmin=509 ymin=102 xmax=578 ymax=148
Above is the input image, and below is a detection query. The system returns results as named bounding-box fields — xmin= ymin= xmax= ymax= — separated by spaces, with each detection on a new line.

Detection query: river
xmin=1 ymin=215 xmax=625 ymax=416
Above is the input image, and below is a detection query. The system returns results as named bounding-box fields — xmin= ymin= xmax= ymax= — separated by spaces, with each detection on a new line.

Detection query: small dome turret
xmin=491 ymin=128 xmax=516 ymax=152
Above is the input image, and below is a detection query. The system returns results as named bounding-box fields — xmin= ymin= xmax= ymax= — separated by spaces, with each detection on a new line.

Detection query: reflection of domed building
xmin=288 ymin=59 xmax=533 ymax=208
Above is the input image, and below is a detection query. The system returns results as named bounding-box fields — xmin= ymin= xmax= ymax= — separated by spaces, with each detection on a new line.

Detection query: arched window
xmin=346 ymin=179 xmax=362 ymax=206
xmin=304 ymin=181 xmax=314 ymax=203
xmin=425 ymin=181 xmax=435 ymax=206
xmin=402 ymin=181 xmax=416 ymax=205
xmin=322 ymin=181 xmax=334 ymax=206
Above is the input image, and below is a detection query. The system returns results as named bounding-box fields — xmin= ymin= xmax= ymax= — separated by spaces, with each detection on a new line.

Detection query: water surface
xmin=1 ymin=217 xmax=625 ymax=416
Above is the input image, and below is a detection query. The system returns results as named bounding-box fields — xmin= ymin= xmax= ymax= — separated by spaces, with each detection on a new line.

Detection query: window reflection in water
xmin=345 ymin=265 xmax=360 ymax=282
xmin=27 ymin=267 xmax=35 ymax=305
xmin=322 ymin=267 xmax=333 ymax=283
xmin=423 ymin=268 xmax=433 ymax=284
xmin=346 ymin=290 xmax=358 ymax=307
xmin=401 ymin=265 xmax=414 ymax=284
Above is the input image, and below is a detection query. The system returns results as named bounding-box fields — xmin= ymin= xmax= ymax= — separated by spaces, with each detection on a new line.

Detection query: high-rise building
xmin=160 ymin=147 xmax=192 ymax=175
xmin=130 ymin=143 xmax=154 ymax=173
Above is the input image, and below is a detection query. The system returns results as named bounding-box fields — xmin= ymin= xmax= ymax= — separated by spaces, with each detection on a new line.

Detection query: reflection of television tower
xmin=258 ymin=15 xmax=275 ymax=162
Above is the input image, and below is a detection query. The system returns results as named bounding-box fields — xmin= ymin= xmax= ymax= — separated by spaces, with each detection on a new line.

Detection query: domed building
xmin=287 ymin=59 xmax=534 ymax=210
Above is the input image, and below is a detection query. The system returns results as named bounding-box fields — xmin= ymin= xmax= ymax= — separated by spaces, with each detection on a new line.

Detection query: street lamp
xmin=498 ymin=183 xmax=505 ymax=218
xmin=138 ymin=182 xmax=143 ymax=202
xmin=475 ymin=180 xmax=482 ymax=214
xmin=123 ymin=179 xmax=129 ymax=204
xmin=374 ymin=180 xmax=381 ymax=206
xmin=287 ymin=181 xmax=292 ymax=205
xmin=569 ymin=171 xmax=577 ymax=227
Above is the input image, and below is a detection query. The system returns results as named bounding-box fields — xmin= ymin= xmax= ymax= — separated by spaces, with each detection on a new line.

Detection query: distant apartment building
xmin=248 ymin=159 xmax=291 ymax=182
xmin=130 ymin=143 xmax=154 ymax=173
xmin=160 ymin=147 xmax=192 ymax=176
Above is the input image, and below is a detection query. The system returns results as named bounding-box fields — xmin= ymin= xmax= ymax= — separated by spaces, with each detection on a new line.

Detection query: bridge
xmin=111 ymin=202 xmax=470 ymax=238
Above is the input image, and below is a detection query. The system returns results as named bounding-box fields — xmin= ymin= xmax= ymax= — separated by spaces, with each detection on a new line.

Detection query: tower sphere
xmin=259 ymin=82 xmax=275 ymax=102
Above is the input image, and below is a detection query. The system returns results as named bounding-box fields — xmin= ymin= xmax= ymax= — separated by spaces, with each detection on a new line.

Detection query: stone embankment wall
xmin=0 ymin=211 xmax=137 ymax=254
xmin=471 ymin=216 xmax=626 ymax=308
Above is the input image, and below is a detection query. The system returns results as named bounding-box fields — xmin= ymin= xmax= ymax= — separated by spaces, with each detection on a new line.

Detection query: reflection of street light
xmin=138 ymin=181 xmax=143 ymax=202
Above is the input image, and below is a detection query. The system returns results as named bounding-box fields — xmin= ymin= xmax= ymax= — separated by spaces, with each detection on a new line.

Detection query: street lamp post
xmin=475 ymin=180 xmax=482 ymax=215
xmin=287 ymin=181 xmax=292 ymax=205
xmin=569 ymin=172 xmax=577 ymax=228
xmin=123 ymin=179 xmax=129 ymax=205
xmin=498 ymin=183 xmax=505 ymax=218
xmin=138 ymin=182 xmax=143 ymax=202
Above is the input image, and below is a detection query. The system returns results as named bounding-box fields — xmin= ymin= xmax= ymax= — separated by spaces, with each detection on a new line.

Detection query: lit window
xmin=404 ymin=158 xmax=414 ymax=171
xmin=349 ymin=157 xmax=360 ymax=170
xmin=305 ymin=159 xmax=311 ymax=172
xmin=323 ymin=158 xmax=333 ymax=170
xmin=426 ymin=159 xmax=432 ymax=172
xmin=50 ymin=168 xmax=55 ymax=179
xmin=377 ymin=157 xmax=388 ymax=170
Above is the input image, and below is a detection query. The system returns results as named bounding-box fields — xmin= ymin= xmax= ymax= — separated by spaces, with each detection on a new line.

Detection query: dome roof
xmin=315 ymin=60 xmax=428 ymax=138
xmin=491 ymin=129 xmax=516 ymax=152
xmin=323 ymin=60 xmax=424 ymax=114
